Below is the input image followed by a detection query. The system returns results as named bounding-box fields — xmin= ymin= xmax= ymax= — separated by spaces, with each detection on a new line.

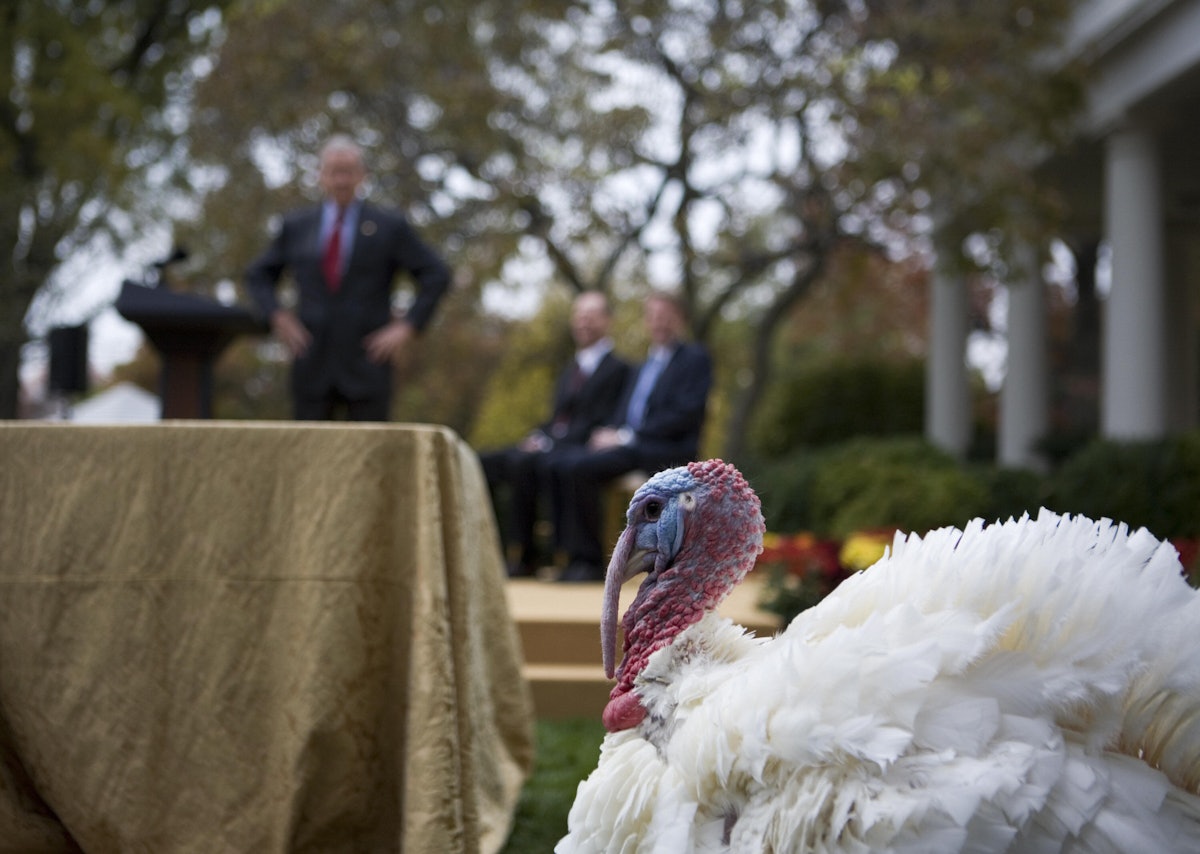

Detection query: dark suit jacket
xmin=615 ymin=341 xmax=712 ymax=465
xmin=542 ymin=351 xmax=631 ymax=448
xmin=245 ymin=202 xmax=450 ymax=401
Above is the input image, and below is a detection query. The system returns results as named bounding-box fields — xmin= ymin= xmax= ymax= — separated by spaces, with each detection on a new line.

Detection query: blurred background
xmin=6 ymin=0 xmax=1200 ymax=544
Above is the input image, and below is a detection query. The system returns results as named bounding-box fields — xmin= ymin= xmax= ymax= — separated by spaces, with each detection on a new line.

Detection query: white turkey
xmin=557 ymin=458 xmax=1200 ymax=853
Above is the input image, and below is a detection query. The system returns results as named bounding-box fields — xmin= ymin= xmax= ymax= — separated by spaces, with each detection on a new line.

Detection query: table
xmin=0 ymin=422 xmax=534 ymax=853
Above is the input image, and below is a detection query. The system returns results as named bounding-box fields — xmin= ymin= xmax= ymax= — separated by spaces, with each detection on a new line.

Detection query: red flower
xmin=757 ymin=533 xmax=836 ymax=577
xmin=1171 ymin=537 xmax=1200 ymax=583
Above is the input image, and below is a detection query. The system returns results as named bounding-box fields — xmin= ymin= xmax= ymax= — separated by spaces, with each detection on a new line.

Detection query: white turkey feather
xmin=558 ymin=502 xmax=1200 ymax=853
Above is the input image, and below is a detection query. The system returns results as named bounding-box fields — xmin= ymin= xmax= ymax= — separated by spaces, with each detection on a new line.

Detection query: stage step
xmin=506 ymin=574 xmax=781 ymax=719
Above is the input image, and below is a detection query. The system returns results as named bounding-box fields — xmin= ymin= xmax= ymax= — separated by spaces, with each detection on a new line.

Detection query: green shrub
xmin=1048 ymin=432 xmax=1200 ymax=539
xmin=749 ymin=357 xmax=925 ymax=458
xmin=747 ymin=427 xmax=1200 ymax=543
xmin=742 ymin=449 xmax=827 ymax=534
xmin=971 ymin=464 xmax=1051 ymax=524
xmin=747 ymin=437 xmax=1011 ymax=538
xmin=809 ymin=437 xmax=990 ymax=537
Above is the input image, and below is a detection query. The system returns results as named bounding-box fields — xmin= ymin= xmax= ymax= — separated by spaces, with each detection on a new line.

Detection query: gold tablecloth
xmin=0 ymin=422 xmax=534 ymax=853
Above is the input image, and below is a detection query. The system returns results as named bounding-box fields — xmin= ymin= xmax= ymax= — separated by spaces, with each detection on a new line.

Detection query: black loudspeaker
xmin=48 ymin=324 xmax=89 ymax=394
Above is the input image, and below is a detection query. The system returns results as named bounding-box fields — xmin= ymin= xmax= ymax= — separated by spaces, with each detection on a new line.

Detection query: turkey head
xmin=601 ymin=459 xmax=765 ymax=733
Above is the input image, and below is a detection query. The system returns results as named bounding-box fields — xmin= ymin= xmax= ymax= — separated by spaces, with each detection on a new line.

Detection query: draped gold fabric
xmin=0 ymin=422 xmax=534 ymax=853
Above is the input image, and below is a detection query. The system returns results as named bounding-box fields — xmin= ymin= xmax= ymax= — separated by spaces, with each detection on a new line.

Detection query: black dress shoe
xmin=506 ymin=561 xmax=537 ymax=578
xmin=558 ymin=561 xmax=605 ymax=583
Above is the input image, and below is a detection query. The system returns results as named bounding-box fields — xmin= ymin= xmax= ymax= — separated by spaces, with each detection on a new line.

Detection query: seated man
xmin=552 ymin=291 xmax=712 ymax=582
xmin=480 ymin=291 xmax=630 ymax=577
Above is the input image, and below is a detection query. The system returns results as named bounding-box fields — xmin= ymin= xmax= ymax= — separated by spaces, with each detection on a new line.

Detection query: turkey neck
xmin=614 ymin=526 xmax=756 ymax=698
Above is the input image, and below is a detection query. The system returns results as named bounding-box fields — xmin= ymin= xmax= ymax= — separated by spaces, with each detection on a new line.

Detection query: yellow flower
xmin=839 ymin=531 xmax=891 ymax=572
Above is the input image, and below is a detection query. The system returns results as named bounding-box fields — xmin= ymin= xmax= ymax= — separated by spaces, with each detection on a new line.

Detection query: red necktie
xmin=322 ymin=207 xmax=345 ymax=292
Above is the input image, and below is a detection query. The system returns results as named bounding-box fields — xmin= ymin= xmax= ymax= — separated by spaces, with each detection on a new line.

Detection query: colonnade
xmin=926 ymin=120 xmax=1196 ymax=468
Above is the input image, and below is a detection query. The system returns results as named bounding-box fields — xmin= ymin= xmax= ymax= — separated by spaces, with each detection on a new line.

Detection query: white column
xmin=999 ymin=246 xmax=1049 ymax=470
xmin=926 ymin=266 xmax=971 ymax=457
xmin=1102 ymin=125 xmax=1169 ymax=439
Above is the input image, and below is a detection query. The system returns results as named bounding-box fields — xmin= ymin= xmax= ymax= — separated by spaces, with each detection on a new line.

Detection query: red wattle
xmin=602 ymin=691 xmax=647 ymax=732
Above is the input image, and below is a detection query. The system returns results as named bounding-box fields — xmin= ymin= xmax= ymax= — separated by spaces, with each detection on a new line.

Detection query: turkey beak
xmin=602 ymin=525 xmax=648 ymax=679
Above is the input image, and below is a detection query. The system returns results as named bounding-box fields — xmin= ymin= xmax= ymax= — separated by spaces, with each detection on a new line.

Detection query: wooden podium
xmin=116 ymin=281 xmax=268 ymax=419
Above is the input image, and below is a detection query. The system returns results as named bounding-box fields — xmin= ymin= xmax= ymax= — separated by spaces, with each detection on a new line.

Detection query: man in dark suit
xmin=246 ymin=135 xmax=451 ymax=420
xmin=481 ymin=291 xmax=630 ymax=577
xmin=552 ymin=291 xmax=712 ymax=582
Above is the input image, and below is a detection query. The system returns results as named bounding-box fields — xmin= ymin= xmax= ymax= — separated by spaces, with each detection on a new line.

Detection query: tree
xmin=498 ymin=0 xmax=1082 ymax=458
xmin=855 ymin=0 xmax=1083 ymax=256
xmin=1 ymin=0 xmax=237 ymax=418
xmin=469 ymin=294 xmax=574 ymax=451
xmin=182 ymin=1 xmax=549 ymax=309
xmin=183 ymin=0 xmax=1079 ymax=455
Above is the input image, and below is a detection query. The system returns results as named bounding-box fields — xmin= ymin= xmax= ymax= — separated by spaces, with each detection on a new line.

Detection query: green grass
xmin=501 ymin=717 xmax=607 ymax=852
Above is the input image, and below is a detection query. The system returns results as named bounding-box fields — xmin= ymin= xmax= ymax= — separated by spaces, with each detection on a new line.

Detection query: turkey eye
xmin=644 ymin=500 xmax=663 ymax=521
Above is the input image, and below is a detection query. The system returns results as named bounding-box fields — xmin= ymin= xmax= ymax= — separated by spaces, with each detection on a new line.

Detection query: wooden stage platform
xmin=506 ymin=572 xmax=782 ymax=719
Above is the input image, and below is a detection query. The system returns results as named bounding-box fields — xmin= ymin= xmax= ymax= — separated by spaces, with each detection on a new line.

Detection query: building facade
xmin=927 ymin=0 xmax=1200 ymax=467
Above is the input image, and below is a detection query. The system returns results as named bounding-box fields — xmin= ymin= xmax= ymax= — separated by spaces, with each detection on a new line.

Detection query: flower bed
xmin=757 ymin=530 xmax=1200 ymax=627
xmin=755 ymin=529 xmax=894 ymax=624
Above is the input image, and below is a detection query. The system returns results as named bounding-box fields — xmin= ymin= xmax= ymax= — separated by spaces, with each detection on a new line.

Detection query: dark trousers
xmin=552 ymin=445 xmax=643 ymax=568
xmin=553 ymin=444 xmax=697 ymax=568
xmin=293 ymin=389 xmax=390 ymax=421
xmin=481 ymin=446 xmax=568 ymax=567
